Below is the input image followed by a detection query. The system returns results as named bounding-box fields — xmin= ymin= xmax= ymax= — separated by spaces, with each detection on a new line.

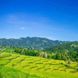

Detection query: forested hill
xmin=0 ymin=37 xmax=78 ymax=61
xmin=0 ymin=37 xmax=63 ymax=49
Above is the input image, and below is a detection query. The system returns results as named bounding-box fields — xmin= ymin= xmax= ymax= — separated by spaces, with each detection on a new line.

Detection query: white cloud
xmin=20 ymin=27 xmax=25 ymax=30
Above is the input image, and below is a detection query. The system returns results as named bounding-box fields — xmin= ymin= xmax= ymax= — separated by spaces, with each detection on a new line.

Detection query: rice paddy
xmin=0 ymin=52 xmax=78 ymax=78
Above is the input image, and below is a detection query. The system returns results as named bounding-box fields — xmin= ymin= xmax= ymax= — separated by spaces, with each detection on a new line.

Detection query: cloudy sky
xmin=0 ymin=0 xmax=78 ymax=41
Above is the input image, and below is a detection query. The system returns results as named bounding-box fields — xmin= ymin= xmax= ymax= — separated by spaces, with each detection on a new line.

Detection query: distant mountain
xmin=0 ymin=37 xmax=63 ymax=50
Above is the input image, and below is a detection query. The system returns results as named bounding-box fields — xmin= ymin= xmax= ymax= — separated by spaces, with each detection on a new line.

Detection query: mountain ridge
xmin=0 ymin=37 xmax=63 ymax=49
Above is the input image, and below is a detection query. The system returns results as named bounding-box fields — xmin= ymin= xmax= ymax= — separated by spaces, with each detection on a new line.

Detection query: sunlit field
xmin=0 ymin=52 xmax=78 ymax=78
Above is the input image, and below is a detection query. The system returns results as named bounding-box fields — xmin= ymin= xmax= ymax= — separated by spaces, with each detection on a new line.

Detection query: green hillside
xmin=0 ymin=66 xmax=41 ymax=78
xmin=0 ymin=37 xmax=61 ymax=49
xmin=0 ymin=52 xmax=78 ymax=78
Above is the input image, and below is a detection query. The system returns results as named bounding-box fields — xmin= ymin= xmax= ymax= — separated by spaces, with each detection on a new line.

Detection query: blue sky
xmin=0 ymin=0 xmax=78 ymax=41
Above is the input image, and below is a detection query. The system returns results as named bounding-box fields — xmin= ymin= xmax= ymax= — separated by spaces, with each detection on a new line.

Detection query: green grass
xmin=0 ymin=65 xmax=41 ymax=78
xmin=0 ymin=52 xmax=78 ymax=78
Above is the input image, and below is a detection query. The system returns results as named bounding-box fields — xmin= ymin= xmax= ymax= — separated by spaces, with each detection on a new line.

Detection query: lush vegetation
xmin=2 ymin=42 xmax=78 ymax=63
xmin=0 ymin=37 xmax=63 ymax=49
xmin=0 ymin=52 xmax=78 ymax=78
xmin=0 ymin=37 xmax=78 ymax=78
xmin=0 ymin=37 xmax=78 ymax=62
xmin=0 ymin=65 xmax=40 ymax=78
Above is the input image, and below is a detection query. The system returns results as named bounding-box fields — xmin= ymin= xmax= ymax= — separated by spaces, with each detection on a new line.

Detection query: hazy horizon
xmin=0 ymin=36 xmax=77 ymax=42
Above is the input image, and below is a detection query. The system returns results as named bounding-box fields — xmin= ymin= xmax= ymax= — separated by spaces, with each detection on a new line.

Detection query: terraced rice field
xmin=0 ymin=52 xmax=78 ymax=78
xmin=0 ymin=65 xmax=40 ymax=78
